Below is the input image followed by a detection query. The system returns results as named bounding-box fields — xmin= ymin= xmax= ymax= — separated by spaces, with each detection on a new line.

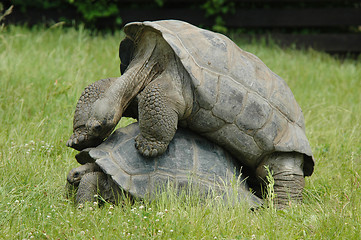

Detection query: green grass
xmin=1 ymin=25 xmax=360 ymax=239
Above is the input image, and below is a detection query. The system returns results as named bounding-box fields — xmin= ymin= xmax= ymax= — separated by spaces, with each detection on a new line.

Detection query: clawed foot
xmin=135 ymin=134 xmax=168 ymax=157
xmin=66 ymin=134 xmax=86 ymax=150
xmin=66 ymin=133 xmax=103 ymax=151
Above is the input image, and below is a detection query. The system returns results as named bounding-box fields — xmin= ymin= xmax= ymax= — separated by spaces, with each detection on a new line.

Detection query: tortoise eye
xmin=93 ymin=124 xmax=102 ymax=131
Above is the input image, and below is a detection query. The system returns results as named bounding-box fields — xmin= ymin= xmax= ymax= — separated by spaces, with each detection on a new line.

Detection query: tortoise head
xmin=67 ymin=163 xmax=100 ymax=186
xmin=67 ymin=78 xmax=120 ymax=151
xmin=67 ymin=96 xmax=119 ymax=151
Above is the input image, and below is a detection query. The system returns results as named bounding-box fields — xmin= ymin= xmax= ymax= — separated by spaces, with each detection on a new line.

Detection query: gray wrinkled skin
xmin=67 ymin=123 xmax=262 ymax=207
xmin=67 ymin=20 xmax=314 ymax=208
xmin=67 ymin=78 xmax=119 ymax=151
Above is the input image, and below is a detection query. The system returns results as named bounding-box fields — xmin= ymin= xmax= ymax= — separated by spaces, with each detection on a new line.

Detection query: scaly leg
xmin=135 ymin=72 xmax=186 ymax=157
xmin=256 ymin=152 xmax=305 ymax=208
xmin=76 ymin=172 xmax=107 ymax=204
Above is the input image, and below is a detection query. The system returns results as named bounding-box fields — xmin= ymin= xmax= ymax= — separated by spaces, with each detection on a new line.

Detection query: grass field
xmin=1 ymin=25 xmax=360 ymax=239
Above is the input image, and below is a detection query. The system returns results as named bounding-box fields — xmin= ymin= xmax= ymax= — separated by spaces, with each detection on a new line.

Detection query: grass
xmin=0 ymin=25 xmax=360 ymax=239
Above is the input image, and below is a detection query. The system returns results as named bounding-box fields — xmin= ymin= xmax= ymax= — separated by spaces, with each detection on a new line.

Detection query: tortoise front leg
xmin=256 ymin=152 xmax=305 ymax=208
xmin=76 ymin=172 xmax=107 ymax=204
xmin=135 ymin=72 xmax=186 ymax=157
xmin=76 ymin=171 xmax=123 ymax=204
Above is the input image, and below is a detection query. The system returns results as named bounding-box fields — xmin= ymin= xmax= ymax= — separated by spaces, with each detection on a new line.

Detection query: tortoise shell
xmin=76 ymin=123 xmax=261 ymax=206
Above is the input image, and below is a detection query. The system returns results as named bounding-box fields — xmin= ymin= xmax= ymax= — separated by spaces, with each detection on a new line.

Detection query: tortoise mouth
xmin=67 ymin=176 xmax=81 ymax=187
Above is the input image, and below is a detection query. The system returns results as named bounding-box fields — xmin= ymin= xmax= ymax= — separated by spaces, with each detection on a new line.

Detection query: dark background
xmin=1 ymin=0 xmax=361 ymax=54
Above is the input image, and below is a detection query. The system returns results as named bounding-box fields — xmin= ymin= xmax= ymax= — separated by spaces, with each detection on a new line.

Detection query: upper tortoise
xmin=67 ymin=20 xmax=314 ymax=208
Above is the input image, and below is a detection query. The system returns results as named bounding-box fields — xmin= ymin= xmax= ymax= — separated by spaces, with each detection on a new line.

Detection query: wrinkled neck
xmin=108 ymin=45 xmax=161 ymax=122
xmin=108 ymin=31 xmax=172 ymax=123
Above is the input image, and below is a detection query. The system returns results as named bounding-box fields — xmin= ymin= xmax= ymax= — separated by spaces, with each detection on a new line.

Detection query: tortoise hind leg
xmin=256 ymin=152 xmax=305 ymax=208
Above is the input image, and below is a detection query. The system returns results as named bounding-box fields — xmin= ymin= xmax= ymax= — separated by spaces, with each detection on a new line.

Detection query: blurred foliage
xmin=202 ymin=0 xmax=235 ymax=33
xmin=0 ymin=4 xmax=13 ymax=30
xmin=66 ymin=0 xmax=120 ymax=23
xmin=3 ymin=0 xmax=360 ymax=33
xmin=4 ymin=0 xmax=234 ymax=32
xmin=6 ymin=0 xmax=124 ymax=28
xmin=10 ymin=0 xmax=65 ymax=11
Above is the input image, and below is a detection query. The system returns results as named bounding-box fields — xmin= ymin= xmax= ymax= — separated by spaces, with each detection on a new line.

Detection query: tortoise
xmin=66 ymin=20 xmax=314 ymax=208
xmin=66 ymin=123 xmax=262 ymax=207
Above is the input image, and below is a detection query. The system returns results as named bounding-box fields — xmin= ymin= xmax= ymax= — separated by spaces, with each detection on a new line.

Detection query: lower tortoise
xmin=66 ymin=20 xmax=314 ymax=208
xmin=67 ymin=123 xmax=262 ymax=207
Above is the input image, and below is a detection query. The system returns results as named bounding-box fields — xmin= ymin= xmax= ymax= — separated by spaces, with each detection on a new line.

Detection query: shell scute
xmin=188 ymin=108 xmax=225 ymax=133
xmin=151 ymin=174 xmax=176 ymax=194
xmin=273 ymin=122 xmax=300 ymax=153
xmin=212 ymin=76 xmax=247 ymax=123
xmin=156 ymin=137 xmax=195 ymax=174
xmin=204 ymin=124 xmax=263 ymax=166
xmin=111 ymin=138 xmax=156 ymax=175
xmin=170 ymin=28 xmax=230 ymax=74
xmin=236 ymin=92 xmax=272 ymax=132
xmin=194 ymin=137 xmax=235 ymax=182
xmin=130 ymin=175 xmax=151 ymax=198
xmin=269 ymin=74 xmax=300 ymax=122
xmin=228 ymin=53 xmax=272 ymax=99
xmin=111 ymin=170 xmax=131 ymax=192
xmin=195 ymin=70 xmax=218 ymax=110
xmin=253 ymin=110 xmax=287 ymax=152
